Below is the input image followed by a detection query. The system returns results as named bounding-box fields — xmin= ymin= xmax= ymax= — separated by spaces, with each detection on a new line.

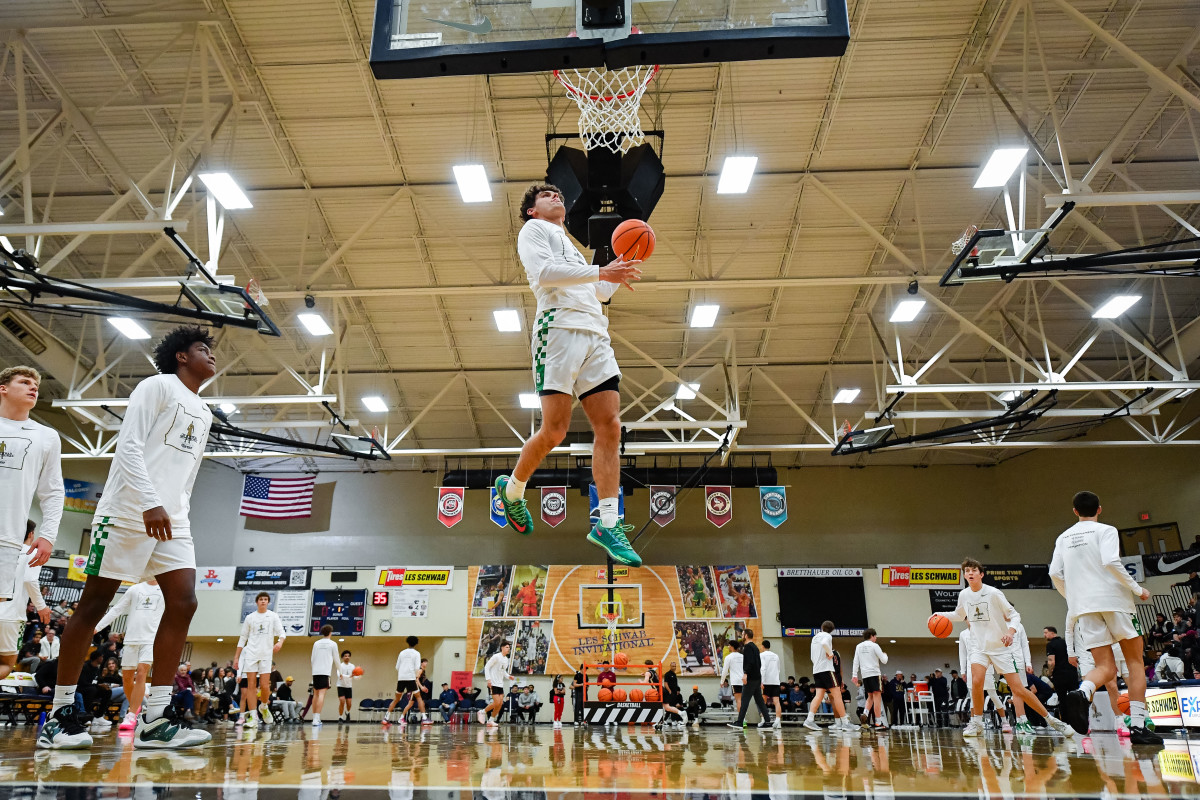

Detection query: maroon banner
xmin=650 ymin=485 xmax=676 ymax=527
xmin=437 ymin=487 xmax=464 ymax=528
xmin=705 ymin=485 xmax=733 ymax=528
xmin=541 ymin=486 xmax=567 ymax=528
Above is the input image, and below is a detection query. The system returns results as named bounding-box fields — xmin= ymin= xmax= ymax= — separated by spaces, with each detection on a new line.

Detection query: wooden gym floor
xmin=0 ymin=722 xmax=1196 ymax=798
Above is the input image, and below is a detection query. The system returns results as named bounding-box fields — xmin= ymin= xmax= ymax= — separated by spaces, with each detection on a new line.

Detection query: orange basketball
xmin=1118 ymin=693 xmax=1130 ymax=715
xmin=630 ymin=689 xmax=644 ymax=702
xmin=598 ymin=688 xmax=613 ymax=702
xmin=352 ymin=666 xmax=364 ymax=676
xmin=927 ymin=613 xmax=953 ymax=638
xmin=601 ymin=678 xmax=615 ymax=688
xmin=612 ymin=219 xmax=655 ymax=261
xmin=613 ymin=652 xmax=629 ymax=667
xmin=644 ymin=689 xmax=660 ymax=702
xmin=613 ymin=688 xmax=627 ymax=702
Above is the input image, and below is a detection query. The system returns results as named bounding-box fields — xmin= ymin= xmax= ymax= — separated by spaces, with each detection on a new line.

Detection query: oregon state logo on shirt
xmin=164 ymin=404 xmax=206 ymax=456
xmin=0 ymin=437 xmax=31 ymax=470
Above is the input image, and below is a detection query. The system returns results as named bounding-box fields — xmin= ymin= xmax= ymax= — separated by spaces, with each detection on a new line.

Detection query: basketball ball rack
xmin=580 ymin=656 xmax=666 ymax=726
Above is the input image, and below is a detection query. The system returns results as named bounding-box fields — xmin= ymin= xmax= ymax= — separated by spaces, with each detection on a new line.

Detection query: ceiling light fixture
xmin=717 ymin=156 xmax=758 ymax=194
xmin=690 ymin=304 xmax=720 ymax=328
xmin=453 ymin=165 xmax=492 ymax=203
xmin=297 ymin=312 xmax=332 ymax=336
xmin=362 ymin=396 xmax=388 ymax=413
xmin=197 ymin=172 xmax=253 ymax=210
xmin=219 ymin=403 xmax=238 ymax=414
xmin=107 ymin=317 xmax=151 ymax=340
xmin=675 ymin=383 xmax=700 ymax=400
xmin=973 ymin=148 xmax=1029 ymax=188
xmin=833 ymin=388 xmax=861 ymax=404
xmin=493 ymin=309 xmax=521 ymax=332
xmin=1092 ymin=295 xmax=1140 ymax=319
xmin=889 ymin=299 xmax=926 ymax=323
xmin=519 ymin=393 xmax=540 ymax=409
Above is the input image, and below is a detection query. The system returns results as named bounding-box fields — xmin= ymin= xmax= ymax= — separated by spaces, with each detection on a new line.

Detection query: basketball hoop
xmin=554 ymin=64 xmax=659 ymax=154
xmin=951 ymin=225 xmax=979 ymax=257
xmin=244 ymin=278 xmax=269 ymax=308
xmin=602 ymin=612 xmax=621 ymax=661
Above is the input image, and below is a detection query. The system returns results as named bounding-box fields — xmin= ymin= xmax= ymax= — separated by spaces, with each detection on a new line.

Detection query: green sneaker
xmin=586 ymin=522 xmax=642 ymax=567
xmin=1014 ymin=721 xmax=1035 ymax=737
xmin=494 ymin=476 xmax=534 ymax=536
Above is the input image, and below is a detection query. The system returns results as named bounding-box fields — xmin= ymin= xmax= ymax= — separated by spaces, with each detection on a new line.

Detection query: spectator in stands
xmin=50 ymin=600 xmax=71 ymax=626
xmin=40 ymin=628 xmax=60 ymax=661
xmin=664 ymin=661 xmax=680 ymax=699
xmin=716 ymin=682 xmax=733 ymax=708
xmin=35 ymin=658 xmax=57 ymax=696
xmin=78 ymin=649 xmax=112 ymax=726
xmin=1043 ymin=626 xmax=1078 ymax=695
xmin=99 ymin=657 xmax=126 ymax=715
xmin=196 ymin=668 xmax=219 ymax=721
xmin=505 ymin=684 xmax=523 ymax=722
xmin=786 ymin=682 xmax=805 ymax=715
xmin=270 ymin=662 xmax=284 ymax=693
xmin=18 ymin=634 xmax=43 ymax=674
xmin=1173 ymin=572 xmax=1200 ymax=596
xmin=172 ymin=663 xmax=197 ymax=721
xmin=1150 ymin=613 xmax=1172 ymax=650
xmin=217 ymin=667 xmax=239 ymax=720
xmin=516 ymin=685 xmax=541 ymax=722
xmin=571 ymin=665 xmax=585 ymax=725
xmin=887 ymin=671 xmax=907 ymax=725
xmin=439 ymin=683 xmax=460 ymax=722
xmin=686 ymin=684 xmax=706 ymax=726
xmin=276 ymin=677 xmax=300 ymax=722
xmin=459 ymin=684 xmax=481 ymax=705
xmin=1157 ymin=646 xmax=1185 ymax=681
xmin=950 ymin=669 xmax=968 ymax=704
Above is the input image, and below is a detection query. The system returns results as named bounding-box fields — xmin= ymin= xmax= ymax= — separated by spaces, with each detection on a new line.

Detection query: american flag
xmin=239 ymin=475 xmax=316 ymax=519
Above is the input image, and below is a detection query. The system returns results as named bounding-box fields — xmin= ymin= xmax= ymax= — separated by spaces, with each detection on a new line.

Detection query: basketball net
xmin=554 ymin=64 xmax=659 ymax=154
xmin=602 ymin=612 xmax=620 ymax=663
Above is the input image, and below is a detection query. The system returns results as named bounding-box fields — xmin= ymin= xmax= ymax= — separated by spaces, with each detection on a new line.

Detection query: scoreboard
xmin=311 ymin=589 xmax=366 ymax=636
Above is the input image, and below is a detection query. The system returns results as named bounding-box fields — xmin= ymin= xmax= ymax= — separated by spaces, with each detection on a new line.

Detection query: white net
xmin=554 ymin=65 xmax=659 ymax=153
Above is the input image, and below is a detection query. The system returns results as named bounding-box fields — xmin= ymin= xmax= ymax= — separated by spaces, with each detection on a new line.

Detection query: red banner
xmin=541 ymin=486 xmax=567 ymax=528
xmin=650 ymin=485 xmax=676 ymax=527
xmin=705 ymin=485 xmax=733 ymax=528
xmin=437 ymin=487 xmax=464 ymax=528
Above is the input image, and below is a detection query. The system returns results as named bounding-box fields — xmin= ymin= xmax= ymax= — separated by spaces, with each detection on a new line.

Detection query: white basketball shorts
xmin=85 ymin=517 xmax=195 ymax=583
xmin=971 ymin=650 xmax=1023 ymax=676
xmin=532 ymin=327 xmax=620 ymax=397
xmin=1075 ymin=611 xmax=1141 ymax=651
xmin=0 ymin=620 xmax=21 ymax=656
xmin=120 ymin=642 xmax=156 ymax=669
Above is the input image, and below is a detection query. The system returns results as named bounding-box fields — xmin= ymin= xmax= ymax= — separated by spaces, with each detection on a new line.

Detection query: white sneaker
xmin=477 ymin=710 xmax=487 ymax=725
xmin=802 ymin=718 xmax=820 ymax=731
xmin=312 ymin=718 xmax=322 ymax=727
xmin=486 ymin=720 xmax=499 ymax=728
xmin=244 ymin=713 xmax=258 ymax=728
xmin=260 ymin=707 xmax=273 ymax=725
xmin=962 ymin=718 xmax=985 ymax=738
xmin=1002 ymin=720 xmax=1012 ymax=733
xmin=1047 ymin=716 xmax=1076 ymax=738
xmin=772 ymin=719 xmax=782 ymax=730
xmin=91 ymin=716 xmax=113 ymax=730
xmin=133 ymin=709 xmax=213 ymax=750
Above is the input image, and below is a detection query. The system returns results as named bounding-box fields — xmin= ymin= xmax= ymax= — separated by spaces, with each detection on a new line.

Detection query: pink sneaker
xmin=1116 ymin=722 xmax=1131 ymax=737
xmin=118 ymin=711 xmax=137 ymax=731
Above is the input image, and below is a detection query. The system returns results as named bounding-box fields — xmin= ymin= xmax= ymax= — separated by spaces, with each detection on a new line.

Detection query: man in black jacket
xmin=728 ymin=628 xmax=771 ymax=729
xmin=887 ymin=671 xmax=907 ymax=724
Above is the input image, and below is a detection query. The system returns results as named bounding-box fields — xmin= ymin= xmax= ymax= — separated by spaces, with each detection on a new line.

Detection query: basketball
xmin=927 ymin=613 xmax=953 ymax=638
xmin=644 ymin=689 xmax=661 ymax=702
xmin=597 ymin=688 xmax=613 ymax=702
xmin=630 ymin=689 xmax=644 ymax=702
xmin=613 ymin=688 xmax=627 ymax=702
xmin=601 ymin=677 xmax=615 ymax=688
xmin=613 ymin=652 xmax=628 ymax=667
xmin=1118 ymin=694 xmax=1130 ymax=715
xmin=612 ymin=219 xmax=655 ymax=261
xmin=352 ymin=666 xmax=364 ymax=676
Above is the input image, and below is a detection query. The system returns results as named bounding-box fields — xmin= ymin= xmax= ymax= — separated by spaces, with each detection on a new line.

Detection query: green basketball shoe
xmin=587 ymin=522 xmax=642 ymax=567
xmin=494 ymin=475 xmax=534 ymax=536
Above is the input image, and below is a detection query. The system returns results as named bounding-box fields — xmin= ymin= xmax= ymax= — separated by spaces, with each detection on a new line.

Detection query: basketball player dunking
xmin=493 ymin=184 xmax=644 ymax=567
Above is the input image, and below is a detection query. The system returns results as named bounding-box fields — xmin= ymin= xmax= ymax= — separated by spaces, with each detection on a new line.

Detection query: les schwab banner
xmin=879 ymin=565 xmax=963 ymax=589
xmin=376 ymin=566 xmax=454 ymax=590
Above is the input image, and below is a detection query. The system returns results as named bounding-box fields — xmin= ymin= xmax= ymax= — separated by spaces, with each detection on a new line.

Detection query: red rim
xmin=553 ymin=64 xmax=660 ymax=103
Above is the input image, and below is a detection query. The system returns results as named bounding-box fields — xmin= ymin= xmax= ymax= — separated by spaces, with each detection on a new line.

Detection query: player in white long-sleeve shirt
xmin=1050 ymin=490 xmax=1161 ymax=745
xmin=95 ymin=579 xmax=164 ymax=730
xmin=310 ymin=625 xmax=339 ymax=727
xmin=384 ymin=635 xmax=430 ymax=725
xmin=235 ymin=592 xmax=286 ymax=728
xmin=480 ymin=642 xmax=514 ymax=727
xmin=760 ymin=640 xmax=783 ymax=730
xmin=720 ymin=642 xmax=744 ymax=705
xmin=40 ymin=327 xmax=215 ymax=752
xmin=851 ymin=629 xmax=890 ymax=729
xmin=0 ymin=524 xmax=48 ymax=680
xmin=803 ymin=620 xmax=855 ymax=733
xmin=0 ymin=366 xmax=62 ymax=603
xmin=950 ymin=558 xmax=1074 ymax=740
xmin=493 ymin=184 xmax=645 ymax=568
xmin=959 ymin=627 xmax=1006 ymax=730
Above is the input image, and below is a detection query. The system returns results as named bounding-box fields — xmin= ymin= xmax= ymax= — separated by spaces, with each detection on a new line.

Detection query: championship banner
xmin=650 ymin=486 xmax=675 ymax=527
xmin=879 ymin=565 xmax=963 ymax=589
xmin=196 ymin=566 xmax=235 ymax=591
xmin=759 ymin=486 xmax=787 ymax=528
xmin=980 ymin=564 xmax=1052 ymax=590
xmin=437 ymin=487 xmax=464 ymax=528
xmin=234 ymin=567 xmax=311 ymax=589
xmin=1143 ymin=548 xmax=1200 ymax=577
xmin=705 ymin=486 xmax=733 ymax=528
xmin=588 ymin=483 xmax=624 ymax=525
xmin=489 ymin=488 xmax=507 ymax=528
xmin=929 ymin=589 xmax=959 ymax=613
xmin=541 ymin=486 xmax=567 ymax=528
xmin=376 ymin=567 xmax=454 ymax=589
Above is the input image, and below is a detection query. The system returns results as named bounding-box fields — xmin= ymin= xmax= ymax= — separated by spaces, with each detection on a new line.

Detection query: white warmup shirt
xmin=950 ymin=583 xmax=1021 ymax=655
xmin=337 ymin=661 xmax=356 ymax=688
xmin=396 ymin=647 xmax=421 ymax=681
xmin=760 ymin=648 xmax=781 ymax=686
xmin=721 ymin=650 xmax=744 ymax=686
xmin=93 ymin=374 xmax=211 ymax=532
xmin=516 ymin=218 xmax=621 ymax=336
xmin=95 ymin=581 xmax=164 ymax=645
xmin=484 ymin=652 xmax=510 ymax=689
xmin=0 ymin=416 xmax=63 ymax=547
xmin=238 ymin=609 xmax=285 ymax=657
xmin=958 ymin=628 xmax=979 ymax=678
xmin=0 ymin=550 xmax=45 ymax=622
xmin=311 ymin=638 xmax=339 ymax=679
xmin=1050 ymin=520 xmax=1144 ymax=615
xmin=811 ymin=631 xmax=834 ymax=674
xmin=852 ymin=640 xmax=889 ymax=680
xmin=1011 ymin=621 xmax=1032 ymax=669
